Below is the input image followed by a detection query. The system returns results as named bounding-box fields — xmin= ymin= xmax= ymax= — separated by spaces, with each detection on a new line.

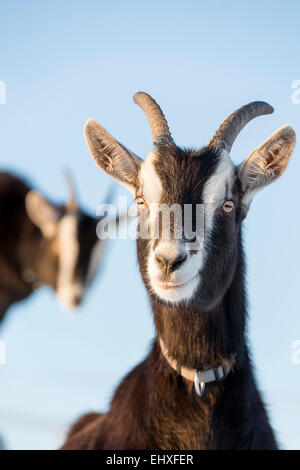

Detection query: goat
xmin=62 ymin=92 xmax=296 ymax=450
xmin=0 ymin=171 xmax=114 ymax=323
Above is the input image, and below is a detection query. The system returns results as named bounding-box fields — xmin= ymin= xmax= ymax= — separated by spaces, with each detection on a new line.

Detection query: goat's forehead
xmin=139 ymin=148 xmax=235 ymax=203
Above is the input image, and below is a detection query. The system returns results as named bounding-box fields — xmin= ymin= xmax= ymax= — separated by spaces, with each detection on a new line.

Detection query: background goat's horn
xmin=133 ymin=92 xmax=173 ymax=146
xmin=63 ymin=169 xmax=77 ymax=211
xmin=208 ymin=101 xmax=274 ymax=152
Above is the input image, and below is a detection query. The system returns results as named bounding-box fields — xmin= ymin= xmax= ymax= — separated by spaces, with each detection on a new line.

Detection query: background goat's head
xmin=24 ymin=175 xmax=106 ymax=309
xmin=84 ymin=92 xmax=295 ymax=309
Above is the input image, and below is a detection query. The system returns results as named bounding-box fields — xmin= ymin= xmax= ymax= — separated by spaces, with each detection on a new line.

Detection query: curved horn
xmin=208 ymin=101 xmax=274 ymax=152
xmin=63 ymin=169 xmax=77 ymax=211
xmin=133 ymin=91 xmax=173 ymax=146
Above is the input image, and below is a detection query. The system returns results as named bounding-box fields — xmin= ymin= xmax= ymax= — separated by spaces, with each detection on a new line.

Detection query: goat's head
xmin=24 ymin=176 xmax=105 ymax=309
xmin=85 ymin=92 xmax=295 ymax=309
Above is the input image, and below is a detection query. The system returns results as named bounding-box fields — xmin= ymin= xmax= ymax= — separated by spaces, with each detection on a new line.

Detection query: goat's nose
xmin=72 ymin=295 xmax=82 ymax=306
xmin=155 ymin=252 xmax=187 ymax=273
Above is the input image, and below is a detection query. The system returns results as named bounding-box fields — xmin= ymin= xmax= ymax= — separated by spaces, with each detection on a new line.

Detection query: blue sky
xmin=0 ymin=0 xmax=299 ymax=449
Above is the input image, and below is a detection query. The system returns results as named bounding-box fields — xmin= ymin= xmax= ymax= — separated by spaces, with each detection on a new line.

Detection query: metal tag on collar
xmin=194 ymin=370 xmax=206 ymax=397
xmin=214 ymin=364 xmax=226 ymax=382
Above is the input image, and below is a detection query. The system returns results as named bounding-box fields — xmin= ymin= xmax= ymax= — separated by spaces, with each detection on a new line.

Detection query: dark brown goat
xmin=0 ymin=172 xmax=113 ymax=323
xmin=62 ymin=93 xmax=295 ymax=450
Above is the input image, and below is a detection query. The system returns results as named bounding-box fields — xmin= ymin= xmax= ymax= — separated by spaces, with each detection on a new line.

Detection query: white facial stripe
xmin=140 ymin=150 xmax=165 ymax=243
xmin=140 ymin=150 xmax=162 ymax=203
xmin=85 ymin=239 xmax=108 ymax=289
xmin=56 ymin=214 xmax=80 ymax=309
xmin=203 ymin=150 xmax=234 ymax=240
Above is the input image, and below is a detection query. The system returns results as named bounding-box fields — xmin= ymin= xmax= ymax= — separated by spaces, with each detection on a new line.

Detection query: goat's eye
xmin=135 ymin=196 xmax=147 ymax=210
xmin=222 ymin=200 xmax=234 ymax=213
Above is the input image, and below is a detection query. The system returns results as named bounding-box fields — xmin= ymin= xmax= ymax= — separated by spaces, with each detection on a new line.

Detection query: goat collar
xmin=159 ymin=337 xmax=235 ymax=397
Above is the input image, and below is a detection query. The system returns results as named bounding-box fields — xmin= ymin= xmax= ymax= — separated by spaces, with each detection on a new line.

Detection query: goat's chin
xmin=149 ymin=274 xmax=200 ymax=304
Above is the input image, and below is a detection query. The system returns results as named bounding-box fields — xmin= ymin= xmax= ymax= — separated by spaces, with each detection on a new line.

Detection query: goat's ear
xmin=239 ymin=125 xmax=296 ymax=214
xmin=25 ymin=190 xmax=59 ymax=238
xmin=84 ymin=119 xmax=142 ymax=194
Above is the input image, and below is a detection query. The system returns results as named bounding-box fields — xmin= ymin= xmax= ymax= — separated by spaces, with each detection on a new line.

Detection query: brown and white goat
xmin=0 ymin=171 xmax=112 ymax=323
xmin=62 ymin=93 xmax=295 ymax=450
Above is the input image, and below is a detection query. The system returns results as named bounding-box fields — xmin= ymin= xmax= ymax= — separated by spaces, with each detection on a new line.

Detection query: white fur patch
xmin=202 ymin=150 xmax=234 ymax=241
xmin=148 ymin=240 xmax=202 ymax=303
xmin=140 ymin=150 xmax=162 ymax=204
xmin=56 ymin=214 xmax=81 ymax=309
